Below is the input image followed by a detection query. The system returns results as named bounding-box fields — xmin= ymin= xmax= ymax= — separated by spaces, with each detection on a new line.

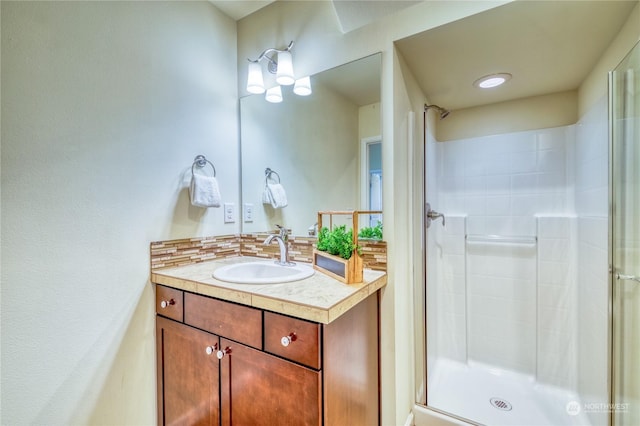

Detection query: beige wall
xmin=1 ymin=2 xmax=238 ymax=424
xmin=579 ymin=2 xmax=640 ymax=116
xmin=436 ymin=90 xmax=578 ymax=141
xmin=359 ymin=102 xmax=381 ymax=140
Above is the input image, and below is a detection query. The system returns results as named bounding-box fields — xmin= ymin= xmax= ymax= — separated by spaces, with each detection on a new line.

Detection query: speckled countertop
xmin=151 ymin=256 xmax=387 ymax=324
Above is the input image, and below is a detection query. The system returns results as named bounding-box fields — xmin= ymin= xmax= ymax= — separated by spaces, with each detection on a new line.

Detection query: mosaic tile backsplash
xmin=151 ymin=234 xmax=387 ymax=272
xmin=150 ymin=235 xmax=241 ymax=270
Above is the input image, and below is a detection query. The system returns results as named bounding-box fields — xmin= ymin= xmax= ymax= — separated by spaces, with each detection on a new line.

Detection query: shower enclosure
xmin=610 ymin=42 xmax=640 ymax=426
xmin=419 ymin=41 xmax=639 ymax=426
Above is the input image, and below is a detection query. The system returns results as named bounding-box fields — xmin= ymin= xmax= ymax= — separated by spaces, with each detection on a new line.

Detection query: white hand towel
xmin=266 ymin=183 xmax=287 ymax=208
xmin=262 ymin=185 xmax=273 ymax=205
xmin=190 ymin=173 xmax=221 ymax=208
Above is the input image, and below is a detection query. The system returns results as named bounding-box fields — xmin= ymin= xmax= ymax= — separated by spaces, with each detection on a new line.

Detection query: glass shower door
xmin=610 ymin=41 xmax=640 ymax=426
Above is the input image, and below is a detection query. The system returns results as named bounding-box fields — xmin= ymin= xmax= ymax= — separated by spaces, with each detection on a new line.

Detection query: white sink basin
xmin=212 ymin=261 xmax=314 ymax=284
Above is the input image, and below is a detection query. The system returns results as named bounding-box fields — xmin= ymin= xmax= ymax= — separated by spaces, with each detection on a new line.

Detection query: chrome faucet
xmin=264 ymin=225 xmax=295 ymax=266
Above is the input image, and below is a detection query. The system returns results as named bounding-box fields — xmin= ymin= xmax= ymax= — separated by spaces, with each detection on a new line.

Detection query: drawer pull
xmin=280 ymin=333 xmax=297 ymax=347
xmin=205 ymin=343 xmax=219 ymax=356
xmin=216 ymin=347 xmax=231 ymax=360
xmin=160 ymin=299 xmax=176 ymax=309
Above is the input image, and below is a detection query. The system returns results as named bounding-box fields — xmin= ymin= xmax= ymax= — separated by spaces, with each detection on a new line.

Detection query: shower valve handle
xmin=426 ymin=203 xmax=445 ymax=228
xmin=617 ymin=273 xmax=640 ymax=283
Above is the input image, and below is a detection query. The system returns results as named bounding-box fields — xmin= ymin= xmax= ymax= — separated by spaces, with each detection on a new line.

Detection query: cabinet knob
xmin=205 ymin=343 xmax=219 ymax=355
xmin=216 ymin=347 xmax=231 ymax=360
xmin=160 ymin=299 xmax=175 ymax=309
xmin=280 ymin=333 xmax=296 ymax=347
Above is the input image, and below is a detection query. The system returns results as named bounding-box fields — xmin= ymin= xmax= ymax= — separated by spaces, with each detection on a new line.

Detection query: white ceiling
xmin=331 ymin=1 xmax=421 ymax=33
xmin=209 ymin=0 xmax=275 ymax=21
xmin=210 ymin=0 xmax=419 ymax=30
xmin=395 ymin=1 xmax=637 ymax=111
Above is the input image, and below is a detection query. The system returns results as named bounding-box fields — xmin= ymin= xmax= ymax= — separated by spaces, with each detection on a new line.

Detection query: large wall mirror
xmin=240 ymin=53 xmax=382 ymax=235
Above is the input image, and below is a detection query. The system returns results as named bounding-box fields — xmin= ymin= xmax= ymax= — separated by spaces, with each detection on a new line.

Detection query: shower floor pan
xmin=427 ymin=358 xmax=592 ymax=426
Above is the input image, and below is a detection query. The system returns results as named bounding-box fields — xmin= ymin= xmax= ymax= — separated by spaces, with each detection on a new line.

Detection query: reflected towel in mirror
xmin=263 ymin=183 xmax=288 ymax=208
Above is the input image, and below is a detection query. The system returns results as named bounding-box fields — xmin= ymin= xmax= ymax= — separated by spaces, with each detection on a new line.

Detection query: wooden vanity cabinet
xmin=155 ymin=284 xmax=379 ymax=426
xmin=156 ymin=317 xmax=220 ymax=426
xmin=219 ymin=337 xmax=322 ymax=426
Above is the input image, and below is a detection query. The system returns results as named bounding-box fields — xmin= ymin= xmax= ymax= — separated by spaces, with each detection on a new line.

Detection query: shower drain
xmin=490 ymin=398 xmax=513 ymax=411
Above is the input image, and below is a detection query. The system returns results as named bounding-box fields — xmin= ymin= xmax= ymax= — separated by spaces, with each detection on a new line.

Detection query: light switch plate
xmin=243 ymin=203 xmax=253 ymax=222
xmin=224 ymin=203 xmax=235 ymax=223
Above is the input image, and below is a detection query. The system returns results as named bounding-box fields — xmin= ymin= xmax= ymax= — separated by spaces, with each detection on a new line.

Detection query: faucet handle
xmin=275 ymin=224 xmax=288 ymax=238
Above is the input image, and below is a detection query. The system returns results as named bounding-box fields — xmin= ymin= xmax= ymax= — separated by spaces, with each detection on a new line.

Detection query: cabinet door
xmin=219 ymin=338 xmax=321 ymax=426
xmin=156 ymin=317 xmax=220 ymax=426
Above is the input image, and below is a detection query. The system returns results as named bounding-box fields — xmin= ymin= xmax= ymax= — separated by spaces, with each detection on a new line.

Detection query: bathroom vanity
xmin=152 ymin=257 xmax=386 ymax=426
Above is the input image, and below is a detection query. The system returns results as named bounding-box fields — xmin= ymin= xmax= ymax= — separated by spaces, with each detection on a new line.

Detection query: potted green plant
xmin=316 ymin=225 xmax=359 ymax=259
xmin=313 ymin=223 xmax=363 ymax=284
xmin=358 ymin=222 xmax=383 ymax=240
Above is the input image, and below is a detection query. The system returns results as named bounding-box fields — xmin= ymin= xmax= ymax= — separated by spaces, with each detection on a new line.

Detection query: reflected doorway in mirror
xmin=361 ymin=136 xmax=382 ymax=228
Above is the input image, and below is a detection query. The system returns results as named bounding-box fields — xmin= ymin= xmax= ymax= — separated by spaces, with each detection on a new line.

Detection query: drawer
xmin=264 ymin=311 xmax=321 ymax=369
xmin=184 ymin=292 xmax=262 ymax=349
xmin=155 ymin=285 xmax=184 ymax=322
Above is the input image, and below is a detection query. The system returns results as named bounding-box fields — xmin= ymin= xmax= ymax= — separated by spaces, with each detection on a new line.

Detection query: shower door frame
xmin=419 ymin=110 xmax=481 ymax=426
xmin=608 ymin=40 xmax=640 ymax=426
xmin=608 ymin=67 xmax=615 ymax=426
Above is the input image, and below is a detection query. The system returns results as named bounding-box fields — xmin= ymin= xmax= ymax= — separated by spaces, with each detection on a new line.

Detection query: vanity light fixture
xmin=275 ymin=50 xmax=295 ymax=86
xmin=265 ymin=85 xmax=283 ymax=103
xmin=473 ymin=73 xmax=512 ymax=89
xmin=246 ymin=41 xmax=312 ymax=101
xmin=293 ymin=76 xmax=312 ymax=96
xmin=246 ymin=62 xmax=265 ymax=94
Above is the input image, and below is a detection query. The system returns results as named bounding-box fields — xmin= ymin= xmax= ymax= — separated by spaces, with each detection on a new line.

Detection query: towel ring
xmin=265 ymin=167 xmax=280 ymax=184
xmin=192 ymin=155 xmax=216 ymax=177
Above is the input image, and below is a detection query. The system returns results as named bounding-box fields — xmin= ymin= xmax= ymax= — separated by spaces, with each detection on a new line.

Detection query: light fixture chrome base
xmin=248 ymin=41 xmax=294 ymax=74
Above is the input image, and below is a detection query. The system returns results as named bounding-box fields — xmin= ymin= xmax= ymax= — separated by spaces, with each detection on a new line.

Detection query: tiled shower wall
xmin=437 ymin=126 xmax=573 ymax=234
xmin=466 ymin=233 xmax=538 ymax=375
xmin=428 ymin=121 xmax=607 ymax=402
xmin=433 ymin=215 xmax=577 ymax=387
xmin=536 ymin=216 xmax=578 ymax=388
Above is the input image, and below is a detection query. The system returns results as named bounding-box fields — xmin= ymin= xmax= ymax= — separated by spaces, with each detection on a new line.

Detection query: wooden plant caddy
xmin=313 ymin=210 xmax=381 ymax=284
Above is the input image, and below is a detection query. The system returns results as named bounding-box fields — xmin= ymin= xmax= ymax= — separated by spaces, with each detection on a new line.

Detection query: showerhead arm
xmin=424 ymin=104 xmax=450 ymax=120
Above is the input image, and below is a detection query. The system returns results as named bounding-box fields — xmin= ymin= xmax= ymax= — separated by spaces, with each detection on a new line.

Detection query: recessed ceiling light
xmin=473 ymin=73 xmax=512 ymax=89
